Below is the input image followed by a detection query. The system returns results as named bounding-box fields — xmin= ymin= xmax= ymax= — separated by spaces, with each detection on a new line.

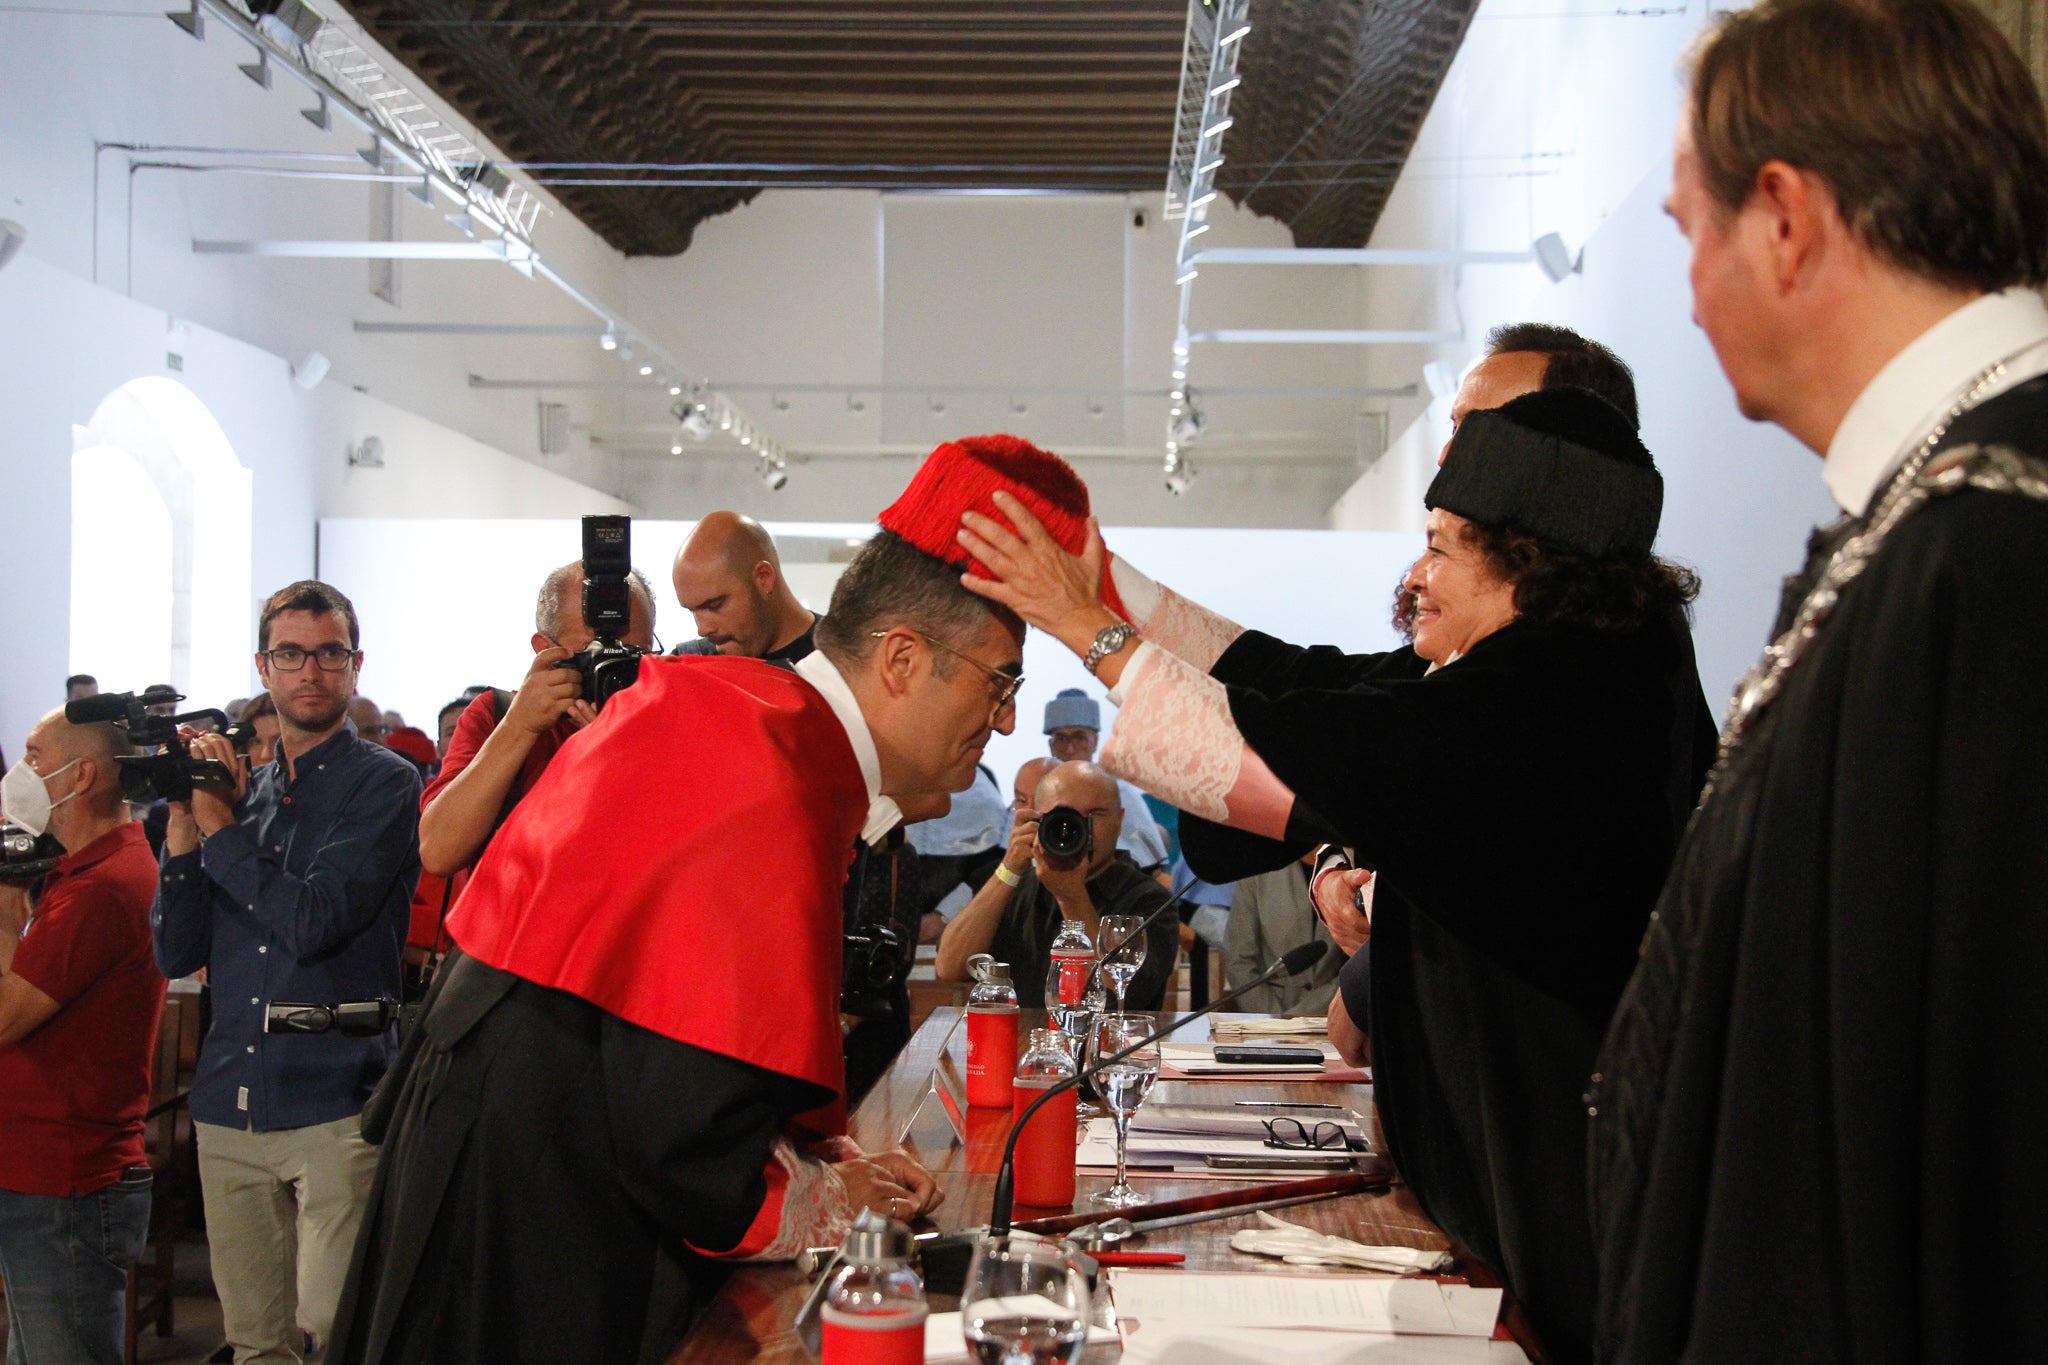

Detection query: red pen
xmin=1087 ymin=1251 xmax=1186 ymax=1267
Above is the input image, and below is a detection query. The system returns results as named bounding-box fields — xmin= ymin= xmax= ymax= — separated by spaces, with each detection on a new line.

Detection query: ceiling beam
xmin=1191 ymin=247 xmax=1534 ymax=266
xmin=355 ymin=321 xmax=607 ymax=335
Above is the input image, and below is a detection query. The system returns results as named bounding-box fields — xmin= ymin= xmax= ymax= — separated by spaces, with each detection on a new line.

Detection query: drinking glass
xmin=961 ymin=1234 xmax=1090 ymax=1364
xmin=1088 ymin=1013 xmax=1159 ymax=1208
xmin=1098 ymin=914 xmax=1147 ymax=1012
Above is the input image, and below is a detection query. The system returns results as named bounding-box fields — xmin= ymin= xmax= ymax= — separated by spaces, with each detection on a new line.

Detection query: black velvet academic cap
xmin=1424 ymin=386 xmax=1664 ymax=558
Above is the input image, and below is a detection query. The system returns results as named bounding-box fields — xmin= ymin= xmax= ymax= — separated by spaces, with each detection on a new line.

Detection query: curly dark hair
xmin=1462 ymin=522 xmax=1699 ymax=633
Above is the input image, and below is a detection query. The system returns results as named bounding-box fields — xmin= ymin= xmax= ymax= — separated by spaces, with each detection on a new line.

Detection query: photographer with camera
xmin=0 ymin=709 xmax=161 ymax=1365
xmin=934 ymin=759 xmax=1178 ymax=1009
xmin=415 ymin=556 xmax=656 ymax=882
xmin=151 ymin=579 xmax=422 ymax=1365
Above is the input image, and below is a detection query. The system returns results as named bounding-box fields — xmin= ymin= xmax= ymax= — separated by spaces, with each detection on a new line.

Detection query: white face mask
xmin=1 ymin=757 xmax=79 ymax=838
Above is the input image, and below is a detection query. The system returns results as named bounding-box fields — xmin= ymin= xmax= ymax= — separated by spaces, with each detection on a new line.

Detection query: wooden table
xmin=668 ymin=1007 xmax=1545 ymax=1363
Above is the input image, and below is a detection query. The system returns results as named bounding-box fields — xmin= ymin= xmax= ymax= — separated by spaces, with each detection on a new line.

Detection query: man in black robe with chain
xmin=1589 ymin=3 xmax=2048 ymax=1359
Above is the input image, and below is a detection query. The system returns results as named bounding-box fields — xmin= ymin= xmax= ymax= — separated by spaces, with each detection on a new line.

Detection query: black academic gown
xmin=1590 ymin=378 xmax=2048 ymax=1362
xmin=328 ymin=954 xmax=827 ymax=1365
xmin=1182 ymin=619 xmax=1716 ymax=1363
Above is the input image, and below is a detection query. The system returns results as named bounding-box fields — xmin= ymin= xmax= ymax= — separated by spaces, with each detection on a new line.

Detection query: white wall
xmin=0 ymin=252 xmax=634 ymax=755
xmin=315 ymin=518 xmax=1418 ymax=790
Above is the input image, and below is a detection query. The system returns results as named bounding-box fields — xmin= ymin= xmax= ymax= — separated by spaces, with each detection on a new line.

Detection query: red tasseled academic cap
xmin=879 ymin=433 xmax=1092 ymax=577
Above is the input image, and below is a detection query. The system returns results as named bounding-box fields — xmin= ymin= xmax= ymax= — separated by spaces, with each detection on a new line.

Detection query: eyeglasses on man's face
xmin=260 ymin=644 xmax=357 ymax=672
xmin=871 ymin=629 xmax=1024 ymax=713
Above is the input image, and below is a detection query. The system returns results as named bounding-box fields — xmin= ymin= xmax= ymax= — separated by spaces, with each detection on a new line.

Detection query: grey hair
xmin=534 ymin=560 xmax=657 ymax=640
xmin=815 ymin=531 xmax=1015 ymax=667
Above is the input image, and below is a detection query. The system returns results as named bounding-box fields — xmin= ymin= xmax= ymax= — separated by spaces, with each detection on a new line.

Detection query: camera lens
xmin=1037 ymin=806 xmax=1091 ymax=860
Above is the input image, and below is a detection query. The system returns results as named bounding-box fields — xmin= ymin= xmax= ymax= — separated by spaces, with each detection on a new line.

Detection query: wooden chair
xmin=125 ymin=986 xmax=198 ymax=1363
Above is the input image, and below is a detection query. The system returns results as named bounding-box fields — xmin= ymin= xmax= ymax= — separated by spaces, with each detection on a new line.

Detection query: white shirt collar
xmin=793 ymin=651 xmax=902 ymax=846
xmin=1824 ymin=289 xmax=2048 ymax=516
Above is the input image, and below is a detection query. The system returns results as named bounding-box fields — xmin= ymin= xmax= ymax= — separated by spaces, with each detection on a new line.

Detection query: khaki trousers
xmin=196 ymin=1115 xmax=378 ymax=1365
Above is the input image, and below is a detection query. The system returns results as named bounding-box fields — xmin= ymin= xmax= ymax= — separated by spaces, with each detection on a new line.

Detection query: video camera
xmin=1035 ymin=805 xmax=1094 ymax=861
xmin=565 ymin=514 xmax=643 ymax=711
xmin=63 ymin=685 xmax=250 ymax=804
xmin=0 ymin=822 xmax=64 ymax=885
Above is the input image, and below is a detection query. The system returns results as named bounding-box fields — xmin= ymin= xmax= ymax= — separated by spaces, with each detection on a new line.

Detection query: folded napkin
xmin=1229 ymin=1211 xmax=1453 ymax=1274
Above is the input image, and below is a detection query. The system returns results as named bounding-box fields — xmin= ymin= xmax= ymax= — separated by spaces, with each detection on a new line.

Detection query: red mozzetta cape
xmin=445 ymin=654 xmax=869 ymax=1128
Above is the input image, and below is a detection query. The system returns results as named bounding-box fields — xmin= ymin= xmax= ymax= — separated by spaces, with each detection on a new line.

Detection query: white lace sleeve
xmin=1109 ymin=555 xmax=1246 ymax=672
xmin=1099 ymin=642 xmax=1297 ymax=840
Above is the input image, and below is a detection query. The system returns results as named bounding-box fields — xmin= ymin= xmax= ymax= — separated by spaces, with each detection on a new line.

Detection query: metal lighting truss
xmin=165 ymin=0 xmax=791 ymax=480
xmin=1159 ymin=0 xmax=1251 ymax=491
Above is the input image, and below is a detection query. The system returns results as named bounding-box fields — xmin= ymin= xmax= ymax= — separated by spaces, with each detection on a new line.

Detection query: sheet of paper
xmin=1108 ymin=1270 xmax=1503 ymax=1337
xmin=921 ymin=1298 xmax=1118 ymax=1362
xmin=1118 ymin=1326 xmax=1531 ymax=1365
xmin=1079 ymin=1119 xmax=1365 ymax=1174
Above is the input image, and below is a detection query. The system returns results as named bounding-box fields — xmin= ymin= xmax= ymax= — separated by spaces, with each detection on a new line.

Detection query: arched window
xmin=70 ymin=378 xmax=252 ymax=706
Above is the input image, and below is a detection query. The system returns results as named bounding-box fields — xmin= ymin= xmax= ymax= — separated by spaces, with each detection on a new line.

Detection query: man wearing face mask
xmin=152 ymin=579 xmax=422 ymax=1365
xmin=0 ymin=711 xmax=163 ymax=1365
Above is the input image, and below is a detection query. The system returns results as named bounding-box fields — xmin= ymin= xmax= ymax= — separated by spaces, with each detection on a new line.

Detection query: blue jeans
xmin=0 ymin=1170 xmax=153 ymax=1365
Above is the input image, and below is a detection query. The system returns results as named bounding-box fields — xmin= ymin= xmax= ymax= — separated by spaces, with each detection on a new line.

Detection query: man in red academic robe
xmin=330 ymin=436 xmax=1096 ymax=1365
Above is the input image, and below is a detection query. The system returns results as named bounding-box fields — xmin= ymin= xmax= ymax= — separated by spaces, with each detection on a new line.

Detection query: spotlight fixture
xmin=599 ymin=328 xmax=618 ymax=351
xmin=1533 ymin=232 xmax=1582 ymax=283
xmin=290 ymin=350 xmax=330 ymax=390
xmin=348 ymin=436 xmax=386 ymax=469
xmin=673 ymin=400 xmax=713 ymax=441
xmin=758 ymin=455 xmax=788 ymax=491
xmin=0 ymin=219 xmax=28 ymax=274
xmin=1163 ymin=448 xmax=1196 ymax=497
xmin=251 ymin=0 xmax=322 ymax=46
xmin=638 ymin=364 xmax=653 ymax=377
xmin=668 ymin=383 xmax=684 ymax=397
xmin=670 ymin=442 xmax=684 ymax=456
xmin=1169 ymin=390 xmax=1207 ymax=446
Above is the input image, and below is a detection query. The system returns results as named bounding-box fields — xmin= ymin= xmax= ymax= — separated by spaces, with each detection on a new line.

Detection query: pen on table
xmin=1087 ymin=1251 xmax=1185 ymax=1267
xmin=1234 ymin=1100 xmax=1343 ymax=1110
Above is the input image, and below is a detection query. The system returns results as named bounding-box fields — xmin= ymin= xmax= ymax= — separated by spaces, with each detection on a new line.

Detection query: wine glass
xmin=1098 ymin=913 xmax=1147 ymax=1013
xmin=1088 ymin=1013 xmax=1159 ymax=1208
xmin=961 ymin=1234 xmax=1090 ymax=1364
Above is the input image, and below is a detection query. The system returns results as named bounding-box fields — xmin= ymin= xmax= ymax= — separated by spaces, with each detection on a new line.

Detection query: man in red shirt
xmin=402 ymin=560 xmax=656 ymax=965
xmin=0 ymin=709 xmax=165 ymax=1365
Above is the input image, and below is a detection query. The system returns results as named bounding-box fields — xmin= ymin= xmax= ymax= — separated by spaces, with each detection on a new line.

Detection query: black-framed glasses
xmin=261 ymin=644 xmax=357 ymax=672
xmin=871 ymin=630 xmax=1024 ymax=713
xmin=1262 ymin=1117 xmax=1365 ymax=1151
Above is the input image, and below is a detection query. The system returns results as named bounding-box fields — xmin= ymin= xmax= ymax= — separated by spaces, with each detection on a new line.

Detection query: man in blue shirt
xmin=154 ymin=580 xmax=421 ymax=1365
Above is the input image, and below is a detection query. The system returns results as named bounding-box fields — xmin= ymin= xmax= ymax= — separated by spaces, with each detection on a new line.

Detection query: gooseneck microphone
xmin=988 ymin=938 xmax=1331 ymax=1235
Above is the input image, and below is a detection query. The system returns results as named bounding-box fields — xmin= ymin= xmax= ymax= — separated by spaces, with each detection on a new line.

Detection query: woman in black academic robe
xmin=958 ymin=388 xmax=1717 ymax=1363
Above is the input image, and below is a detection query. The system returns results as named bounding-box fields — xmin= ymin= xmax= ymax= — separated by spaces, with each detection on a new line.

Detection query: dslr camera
xmin=1034 ymin=805 xmax=1094 ymax=861
xmin=564 ymin=514 xmax=644 ymax=711
xmin=64 ymin=686 xmax=248 ymax=804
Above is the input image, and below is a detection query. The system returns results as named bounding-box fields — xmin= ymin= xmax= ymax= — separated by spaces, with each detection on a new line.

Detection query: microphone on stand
xmin=988 ymin=938 xmax=1331 ymax=1235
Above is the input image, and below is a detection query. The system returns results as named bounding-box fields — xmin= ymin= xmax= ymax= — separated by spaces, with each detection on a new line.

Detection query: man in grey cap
xmin=1041 ymin=688 xmax=1170 ymax=873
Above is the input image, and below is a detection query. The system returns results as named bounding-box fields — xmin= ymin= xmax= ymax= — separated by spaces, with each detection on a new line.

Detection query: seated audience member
xmin=152 ymin=579 xmax=422 ymax=1365
xmin=383 ymin=727 xmax=436 ymax=779
xmin=329 ymin=432 xmax=1098 ymax=1363
xmin=1225 ymin=852 xmax=1343 ymax=1015
xmin=237 ymin=693 xmax=279 ymax=768
xmin=1169 ymin=855 xmax=1236 ymax=982
xmin=905 ymin=764 xmax=1008 ymax=942
xmin=380 ymin=709 xmax=405 ymax=734
xmin=346 ymin=696 xmax=387 ymax=745
xmin=1042 ymin=688 xmax=1171 ymax=874
xmin=65 ymin=674 xmax=98 ymax=702
xmin=0 ymin=709 xmax=163 ymax=1365
xmin=670 ymin=510 xmax=817 ymax=660
xmin=936 ymin=759 xmax=1178 ymax=1009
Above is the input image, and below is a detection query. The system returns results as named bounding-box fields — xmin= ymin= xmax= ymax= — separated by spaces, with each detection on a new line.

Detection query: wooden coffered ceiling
xmin=335 ymin=0 xmax=1482 ymax=257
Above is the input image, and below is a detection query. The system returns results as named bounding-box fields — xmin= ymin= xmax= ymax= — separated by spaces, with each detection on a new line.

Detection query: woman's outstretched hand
xmin=958 ymin=490 xmax=1120 ymax=658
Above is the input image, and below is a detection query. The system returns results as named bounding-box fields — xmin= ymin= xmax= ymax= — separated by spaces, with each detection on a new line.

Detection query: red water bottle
xmin=1011 ymin=1026 xmax=1080 ymax=1207
xmin=821 ymin=1209 xmax=927 ymax=1365
xmin=965 ymin=961 xmax=1020 ymax=1108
